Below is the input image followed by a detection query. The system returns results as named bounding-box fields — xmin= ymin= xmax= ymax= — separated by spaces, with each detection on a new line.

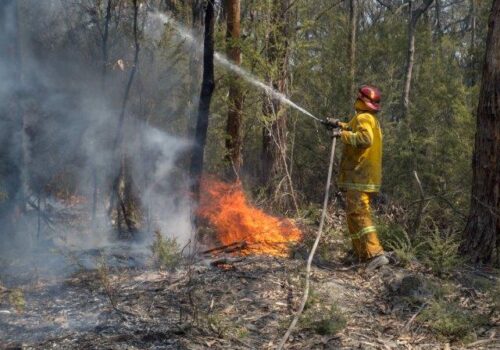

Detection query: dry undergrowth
xmin=0 ymin=203 xmax=498 ymax=349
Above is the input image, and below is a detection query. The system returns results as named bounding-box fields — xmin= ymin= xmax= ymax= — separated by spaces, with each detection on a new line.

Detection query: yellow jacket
xmin=338 ymin=111 xmax=382 ymax=192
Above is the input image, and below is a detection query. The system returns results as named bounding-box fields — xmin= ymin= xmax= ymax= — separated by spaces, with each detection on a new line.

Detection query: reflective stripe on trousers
xmin=346 ymin=190 xmax=384 ymax=260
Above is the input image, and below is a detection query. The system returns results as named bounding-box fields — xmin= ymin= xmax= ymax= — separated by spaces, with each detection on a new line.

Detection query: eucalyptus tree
xmin=461 ymin=0 xmax=500 ymax=265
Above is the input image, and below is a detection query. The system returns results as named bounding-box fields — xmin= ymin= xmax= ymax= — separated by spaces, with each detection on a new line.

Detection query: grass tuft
xmin=418 ymin=299 xmax=487 ymax=342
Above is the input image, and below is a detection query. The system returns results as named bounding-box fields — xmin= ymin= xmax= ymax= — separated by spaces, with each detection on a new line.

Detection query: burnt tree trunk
xmin=189 ymin=0 xmax=215 ymax=200
xmin=400 ymin=0 xmax=433 ymax=121
xmin=188 ymin=0 xmax=204 ymax=134
xmin=461 ymin=0 xmax=500 ymax=265
xmin=224 ymin=0 xmax=244 ymax=179
xmin=92 ymin=0 xmax=113 ymax=224
xmin=111 ymin=0 xmax=142 ymax=237
xmin=0 ymin=0 xmax=24 ymax=230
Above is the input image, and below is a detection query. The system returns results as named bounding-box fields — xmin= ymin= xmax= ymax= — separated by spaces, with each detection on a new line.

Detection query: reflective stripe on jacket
xmin=338 ymin=112 xmax=382 ymax=193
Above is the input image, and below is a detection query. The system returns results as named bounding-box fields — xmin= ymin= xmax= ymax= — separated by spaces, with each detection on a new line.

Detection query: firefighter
xmin=325 ymin=85 xmax=389 ymax=270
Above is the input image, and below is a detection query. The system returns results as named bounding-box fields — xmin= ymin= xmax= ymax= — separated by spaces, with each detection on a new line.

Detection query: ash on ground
xmin=2 ymin=244 xmax=498 ymax=350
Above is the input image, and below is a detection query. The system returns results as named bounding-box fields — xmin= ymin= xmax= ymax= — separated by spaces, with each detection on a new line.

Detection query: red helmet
xmin=357 ymin=85 xmax=381 ymax=112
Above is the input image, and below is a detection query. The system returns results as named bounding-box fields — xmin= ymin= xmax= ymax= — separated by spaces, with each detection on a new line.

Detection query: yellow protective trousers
xmin=346 ymin=190 xmax=384 ymax=261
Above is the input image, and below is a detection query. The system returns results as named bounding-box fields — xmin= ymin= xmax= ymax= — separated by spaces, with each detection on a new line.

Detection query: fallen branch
xmin=466 ymin=338 xmax=500 ymax=348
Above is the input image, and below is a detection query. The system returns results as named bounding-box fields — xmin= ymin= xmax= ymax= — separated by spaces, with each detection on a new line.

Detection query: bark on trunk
xmin=224 ymin=0 xmax=244 ymax=179
xmin=400 ymin=0 xmax=434 ymax=121
xmin=261 ymin=0 xmax=289 ymax=185
xmin=461 ymin=0 xmax=500 ymax=265
xmin=347 ymin=0 xmax=358 ymax=98
xmin=92 ymin=0 xmax=113 ymax=224
xmin=469 ymin=0 xmax=477 ymax=86
xmin=111 ymin=0 xmax=142 ymax=237
xmin=189 ymin=0 xmax=215 ymax=200
xmin=187 ymin=0 xmax=204 ymax=137
xmin=260 ymin=0 xmax=298 ymax=212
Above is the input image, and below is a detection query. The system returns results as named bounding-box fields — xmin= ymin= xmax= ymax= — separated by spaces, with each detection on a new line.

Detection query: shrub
xmin=151 ymin=230 xmax=181 ymax=270
xmin=378 ymin=222 xmax=422 ymax=266
xmin=418 ymin=227 xmax=463 ymax=277
xmin=418 ymin=300 xmax=486 ymax=342
xmin=312 ymin=307 xmax=347 ymax=336
xmin=301 ymin=301 xmax=347 ymax=336
xmin=7 ymin=288 xmax=26 ymax=313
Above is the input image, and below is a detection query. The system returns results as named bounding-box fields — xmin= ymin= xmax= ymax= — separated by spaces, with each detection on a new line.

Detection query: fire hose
xmin=277 ymin=122 xmax=338 ymax=350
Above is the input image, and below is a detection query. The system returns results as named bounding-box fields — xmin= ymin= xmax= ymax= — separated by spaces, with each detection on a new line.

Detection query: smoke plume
xmin=0 ymin=0 xmax=195 ymax=275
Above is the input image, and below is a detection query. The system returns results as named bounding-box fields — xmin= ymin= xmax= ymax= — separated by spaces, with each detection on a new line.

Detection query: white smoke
xmin=0 ymin=0 xmax=196 ymax=273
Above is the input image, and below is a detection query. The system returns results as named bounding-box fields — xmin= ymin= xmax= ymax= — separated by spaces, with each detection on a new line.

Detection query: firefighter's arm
xmin=340 ymin=114 xmax=374 ymax=148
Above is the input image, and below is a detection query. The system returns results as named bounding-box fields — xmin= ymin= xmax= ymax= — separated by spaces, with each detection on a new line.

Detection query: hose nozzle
xmin=321 ymin=117 xmax=340 ymax=129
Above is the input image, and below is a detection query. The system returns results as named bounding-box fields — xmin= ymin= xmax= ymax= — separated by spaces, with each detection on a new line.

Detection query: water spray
xmin=150 ymin=10 xmax=342 ymax=348
xmin=150 ymin=11 xmax=322 ymax=123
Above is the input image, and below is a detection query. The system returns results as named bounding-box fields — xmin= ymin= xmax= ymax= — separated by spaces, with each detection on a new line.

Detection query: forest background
xmin=0 ymin=0 xmax=496 ymax=265
xmin=1 ymin=0 xmax=499 ymax=347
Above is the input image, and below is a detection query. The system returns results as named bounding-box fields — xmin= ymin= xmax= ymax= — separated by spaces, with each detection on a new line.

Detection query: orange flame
xmin=198 ymin=178 xmax=302 ymax=256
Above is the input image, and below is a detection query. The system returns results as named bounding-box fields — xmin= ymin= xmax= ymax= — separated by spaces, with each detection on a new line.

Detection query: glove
xmin=331 ymin=129 xmax=342 ymax=138
xmin=321 ymin=117 xmax=341 ymax=130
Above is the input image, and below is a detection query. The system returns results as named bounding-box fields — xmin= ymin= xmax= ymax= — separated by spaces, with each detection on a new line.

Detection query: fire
xmin=198 ymin=178 xmax=302 ymax=256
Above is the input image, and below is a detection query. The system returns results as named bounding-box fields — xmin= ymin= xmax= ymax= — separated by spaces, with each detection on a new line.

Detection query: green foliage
xmin=151 ymin=230 xmax=181 ymax=270
xmin=207 ymin=312 xmax=229 ymax=338
xmin=234 ymin=326 xmax=250 ymax=339
xmin=301 ymin=302 xmax=347 ymax=336
xmin=7 ymin=288 xmax=26 ymax=313
xmin=418 ymin=227 xmax=463 ymax=277
xmin=299 ymin=283 xmax=347 ymax=336
xmin=378 ymin=222 xmax=421 ymax=266
xmin=303 ymin=285 xmax=319 ymax=311
xmin=312 ymin=307 xmax=347 ymax=336
xmin=418 ymin=300 xmax=487 ymax=342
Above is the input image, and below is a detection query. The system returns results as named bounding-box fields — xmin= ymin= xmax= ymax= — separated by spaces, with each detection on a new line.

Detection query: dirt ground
xmin=1 ymin=240 xmax=498 ymax=350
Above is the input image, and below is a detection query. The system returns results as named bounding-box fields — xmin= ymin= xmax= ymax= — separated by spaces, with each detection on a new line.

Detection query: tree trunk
xmin=347 ymin=0 xmax=358 ymax=98
xmin=0 ymin=0 xmax=24 ymax=228
xmin=400 ymin=0 xmax=434 ymax=121
xmin=92 ymin=0 xmax=113 ymax=224
xmin=187 ymin=0 xmax=204 ymax=137
xmin=260 ymin=0 xmax=298 ymax=212
xmin=224 ymin=0 xmax=244 ymax=179
xmin=111 ymin=0 xmax=141 ymax=237
xmin=189 ymin=0 xmax=215 ymax=200
xmin=261 ymin=0 xmax=289 ymax=185
xmin=469 ymin=0 xmax=477 ymax=86
xmin=461 ymin=0 xmax=500 ymax=265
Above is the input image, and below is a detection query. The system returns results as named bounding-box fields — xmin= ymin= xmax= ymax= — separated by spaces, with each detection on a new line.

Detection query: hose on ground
xmin=277 ymin=136 xmax=337 ymax=350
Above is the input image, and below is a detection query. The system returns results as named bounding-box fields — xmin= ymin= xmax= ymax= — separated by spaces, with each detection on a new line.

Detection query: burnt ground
xmin=0 ymin=242 xmax=498 ymax=350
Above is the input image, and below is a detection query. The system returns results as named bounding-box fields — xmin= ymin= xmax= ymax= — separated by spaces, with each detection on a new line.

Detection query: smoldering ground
xmin=0 ymin=0 xmax=196 ymax=279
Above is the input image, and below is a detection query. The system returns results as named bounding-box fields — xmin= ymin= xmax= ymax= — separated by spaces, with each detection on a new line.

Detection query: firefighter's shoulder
xmin=355 ymin=112 xmax=376 ymax=127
